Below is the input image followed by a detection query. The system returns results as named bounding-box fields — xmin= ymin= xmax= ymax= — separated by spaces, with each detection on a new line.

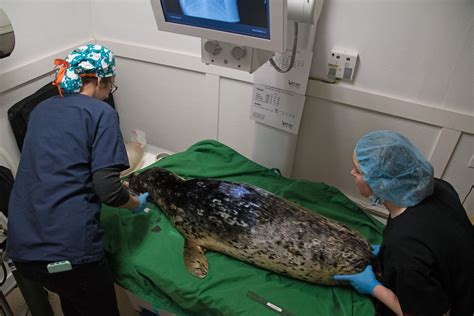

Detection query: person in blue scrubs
xmin=333 ymin=130 xmax=474 ymax=316
xmin=7 ymin=44 xmax=148 ymax=315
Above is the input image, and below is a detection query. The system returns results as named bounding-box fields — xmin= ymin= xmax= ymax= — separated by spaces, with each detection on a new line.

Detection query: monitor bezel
xmin=150 ymin=0 xmax=287 ymax=52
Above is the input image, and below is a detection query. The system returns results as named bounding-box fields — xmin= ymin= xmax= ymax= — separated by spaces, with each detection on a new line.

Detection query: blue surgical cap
xmin=355 ymin=130 xmax=434 ymax=207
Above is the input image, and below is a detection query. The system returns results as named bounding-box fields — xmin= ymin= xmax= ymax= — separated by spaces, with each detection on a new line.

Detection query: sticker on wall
xmin=250 ymin=84 xmax=306 ymax=135
xmin=254 ymin=49 xmax=313 ymax=95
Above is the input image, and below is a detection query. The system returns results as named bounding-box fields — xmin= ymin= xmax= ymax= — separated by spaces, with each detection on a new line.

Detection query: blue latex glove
xmin=371 ymin=244 xmax=381 ymax=256
xmin=131 ymin=192 xmax=149 ymax=213
xmin=333 ymin=265 xmax=381 ymax=295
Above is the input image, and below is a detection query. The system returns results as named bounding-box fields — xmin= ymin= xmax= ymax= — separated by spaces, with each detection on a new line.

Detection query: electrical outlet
xmin=328 ymin=48 xmax=358 ymax=81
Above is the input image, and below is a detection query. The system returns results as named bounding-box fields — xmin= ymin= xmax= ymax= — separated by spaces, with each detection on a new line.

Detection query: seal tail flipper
xmin=183 ymin=240 xmax=209 ymax=279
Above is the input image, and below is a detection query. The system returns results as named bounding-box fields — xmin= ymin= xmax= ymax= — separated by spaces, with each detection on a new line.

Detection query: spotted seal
xmin=129 ymin=167 xmax=376 ymax=285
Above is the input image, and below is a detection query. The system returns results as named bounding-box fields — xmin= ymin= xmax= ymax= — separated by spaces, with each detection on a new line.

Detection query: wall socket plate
xmin=328 ymin=48 xmax=358 ymax=80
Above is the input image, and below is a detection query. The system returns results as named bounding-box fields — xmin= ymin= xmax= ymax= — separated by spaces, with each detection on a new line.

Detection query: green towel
xmin=102 ymin=140 xmax=384 ymax=315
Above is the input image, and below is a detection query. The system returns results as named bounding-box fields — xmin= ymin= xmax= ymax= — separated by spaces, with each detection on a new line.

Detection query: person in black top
xmin=333 ymin=130 xmax=474 ymax=316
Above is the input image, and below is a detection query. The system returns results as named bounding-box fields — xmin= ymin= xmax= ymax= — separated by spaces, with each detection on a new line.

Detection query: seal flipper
xmin=183 ymin=240 xmax=209 ymax=278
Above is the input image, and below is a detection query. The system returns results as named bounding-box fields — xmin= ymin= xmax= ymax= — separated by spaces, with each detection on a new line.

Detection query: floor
xmin=5 ymin=284 xmax=140 ymax=316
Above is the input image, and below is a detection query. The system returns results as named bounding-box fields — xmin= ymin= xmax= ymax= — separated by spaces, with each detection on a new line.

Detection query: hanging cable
xmin=0 ymin=261 xmax=7 ymax=286
xmin=462 ymin=185 xmax=473 ymax=205
xmin=269 ymin=21 xmax=299 ymax=73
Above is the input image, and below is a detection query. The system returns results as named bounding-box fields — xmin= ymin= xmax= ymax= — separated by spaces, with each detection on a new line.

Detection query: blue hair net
xmin=355 ymin=130 xmax=434 ymax=207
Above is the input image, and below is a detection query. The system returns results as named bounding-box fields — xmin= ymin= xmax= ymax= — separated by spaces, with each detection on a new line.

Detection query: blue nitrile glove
xmin=371 ymin=244 xmax=381 ymax=256
xmin=131 ymin=192 xmax=149 ymax=213
xmin=333 ymin=265 xmax=381 ymax=295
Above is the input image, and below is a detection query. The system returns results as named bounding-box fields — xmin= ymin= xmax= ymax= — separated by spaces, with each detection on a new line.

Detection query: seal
xmin=129 ymin=167 xmax=376 ymax=285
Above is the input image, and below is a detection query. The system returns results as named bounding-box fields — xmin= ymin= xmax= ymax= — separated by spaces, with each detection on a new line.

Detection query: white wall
xmin=91 ymin=0 xmax=474 ymax=115
xmin=0 ymin=0 xmax=472 ymax=218
xmin=301 ymin=0 xmax=473 ymax=216
xmin=291 ymin=95 xmax=474 ymax=214
xmin=0 ymin=0 xmax=92 ymax=74
xmin=113 ymin=58 xmax=218 ymax=153
xmin=0 ymin=0 xmax=93 ymax=175
xmin=311 ymin=0 xmax=473 ymax=115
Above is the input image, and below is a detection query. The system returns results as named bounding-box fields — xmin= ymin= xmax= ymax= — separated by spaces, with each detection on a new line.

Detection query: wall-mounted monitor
xmin=150 ymin=0 xmax=287 ymax=52
xmin=0 ymin=9 xmax=15 ymax=59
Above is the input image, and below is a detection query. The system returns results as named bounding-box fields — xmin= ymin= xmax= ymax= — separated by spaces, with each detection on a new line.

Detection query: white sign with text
xmin=250 ymin=84 xmax=306 ymax=135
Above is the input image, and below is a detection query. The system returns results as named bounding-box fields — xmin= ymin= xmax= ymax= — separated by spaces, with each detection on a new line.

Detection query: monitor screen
xmin=161 ymin=0 xmax=271 ymax=40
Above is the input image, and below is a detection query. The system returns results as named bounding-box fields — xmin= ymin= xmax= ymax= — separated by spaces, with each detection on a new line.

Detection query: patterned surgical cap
xmin=53 ymin=44 xmax=116 ymax=95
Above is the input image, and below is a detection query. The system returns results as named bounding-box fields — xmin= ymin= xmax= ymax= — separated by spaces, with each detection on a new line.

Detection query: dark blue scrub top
xmin=7 ymin=94 xmax=129 ymax=264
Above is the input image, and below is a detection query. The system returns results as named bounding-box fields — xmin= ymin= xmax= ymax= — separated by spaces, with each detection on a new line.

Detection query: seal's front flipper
xmin=183 ymin=240 xmax=208 ymax=278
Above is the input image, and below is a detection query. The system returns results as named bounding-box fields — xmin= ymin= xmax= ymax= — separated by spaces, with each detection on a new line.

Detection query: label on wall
xmin=250 ymin=84 xmax=306 ymax=135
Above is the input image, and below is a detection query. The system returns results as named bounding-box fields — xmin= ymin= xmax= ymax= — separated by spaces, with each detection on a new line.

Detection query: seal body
xmin=129 ymin=167 xmax=374 ymax=285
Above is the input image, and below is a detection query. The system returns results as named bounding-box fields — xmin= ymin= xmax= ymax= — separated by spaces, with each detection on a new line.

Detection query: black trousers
xmin=14 ymin=258 xmax=120 ymax=316
xmin=11 ymin=268 xmax=54 ymax=316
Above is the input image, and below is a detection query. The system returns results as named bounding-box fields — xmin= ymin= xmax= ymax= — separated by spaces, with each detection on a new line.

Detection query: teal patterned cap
xmin=53 ymin=44 xmax=116 ymax=95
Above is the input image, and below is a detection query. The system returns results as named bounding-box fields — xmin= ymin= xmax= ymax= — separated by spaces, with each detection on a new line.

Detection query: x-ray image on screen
xmin=162 ymin=0 xmax=270 ymax=39
xmin=179 ymin=0 xmax=240 ymax=23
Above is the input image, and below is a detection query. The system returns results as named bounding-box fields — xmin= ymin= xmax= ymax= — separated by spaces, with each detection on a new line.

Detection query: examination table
xmin=101 ymin=140 xmax=384 ymax=316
